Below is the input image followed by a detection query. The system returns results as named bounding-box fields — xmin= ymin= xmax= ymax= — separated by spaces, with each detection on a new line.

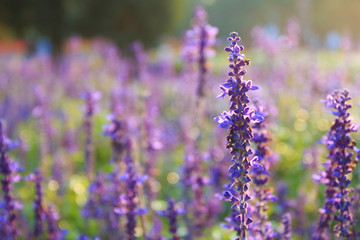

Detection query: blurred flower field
xmin=1 ymin=6 xmax=360 ymax=240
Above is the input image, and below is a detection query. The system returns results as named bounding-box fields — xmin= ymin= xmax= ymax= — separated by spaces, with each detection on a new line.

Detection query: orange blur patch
xmin=0 ymin=40 xmax=27 ymax=53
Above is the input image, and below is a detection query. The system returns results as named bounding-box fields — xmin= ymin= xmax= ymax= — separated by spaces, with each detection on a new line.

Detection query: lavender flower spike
xmin=314 ymin=89 xmax=359 ymax=239
xmin=115 ymin=137 xmax=147 ymax=240
xmin=281 ymin=213 xmax=292 ymax=240
xmin=183 ymin=5 xmax=218 ymax=107
xmin=0 ymin=120 xmax=18 ymax=239
xmin=157 ymin=198 xmax=185 ymax=240
xmin=45 ymin=205 xmax=63 ymax=240
xmin=249 ymin=101 xmax=277 ymax=239
xmin=82 ymin=90 xmax=101 ymax=178
xmin=33 ymin=169 xmax=44 ymax=238
xmin=215 ymin=32 xmax=260 ymax=240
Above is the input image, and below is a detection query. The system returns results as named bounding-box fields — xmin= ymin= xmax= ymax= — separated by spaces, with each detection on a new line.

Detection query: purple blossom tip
xmin=246 ymin=218 xmax=253 ymax=225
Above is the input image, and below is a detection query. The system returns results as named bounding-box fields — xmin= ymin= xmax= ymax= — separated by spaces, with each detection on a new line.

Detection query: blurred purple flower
xmin=81 ymin=90 xmax=101 ymax=178
xmin=0 ymin=120 xmax=19 ymax=239
xmin=157 ymin=198 xmax=185 ymax=240
xmin=249 ymin=100 xmax=277 ymax=239
xmin=281 ymin=213 xmax=292 ymax=240
xmin=114 ymin=138 xmax=147 ymax=240
xmin=32 ymin=169 xmax=44 ymax=238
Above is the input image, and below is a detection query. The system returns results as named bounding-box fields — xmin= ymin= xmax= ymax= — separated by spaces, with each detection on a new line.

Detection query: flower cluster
xmin=281 ymin=213 xmax=292 ymax=240
xmin=45 ymin=205 xmax=63 ymax=240
xmin=0 ymin=120 xmax=20 ymax=239
xmin=215 ymin=32 xmax=261 ymax=240
xmin=183 ymin=5 xmax=218 ymax=98
xmin=103 ymin=114 xmax=128 ymax=163
xmin=314 ymin=89 xmax=360 ymax=239
xmin=157 ymin=198 xmax=185 ymax=240
xmin=32 ymin=169 xmax=44 ymax=237
xmin=81 ymin=90 xmax=102 ymax=177
xmin=114 ymin=138 xmax=147 ymax=240
xmin=249 ymin=101 xmax=277 ymax=239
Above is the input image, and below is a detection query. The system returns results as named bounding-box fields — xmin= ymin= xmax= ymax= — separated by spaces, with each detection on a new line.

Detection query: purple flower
xmin=0 ymin=120 xmax=19 ymax=239
xmin=248 ymin=100 xmax=277 ymax=239
xmin=103 ymin=114 xmax=128 ymax=162
xmin=281 ymin=213 xmax=292 ymax=240
xmin=32 ymin=169 xmax=44 ymax=238
xmin=45 ymin=205 xmax=64 ymax=240
xmin=215 ymin=32 xmax=258 ymax=239
xmin=130 ymin=41 xmax=149 ymax=81
xmin=214 ymin=111 xmax=234 ymax=129
xmin=157 ymin=198 xmax=185 ymax=240
xmin=314 ymin=90 xmax=359 ymax=239
xmin=115 ymin=138 xmax=147 ymax=240
xmin=183 ymin=5 xmax=218 ymax=99
xmin=32 ymin=86 xmax=55 ymax=165
xmin=83 ymin=171 xmax=122 ymax=237
xmin=81 ymin=90 xmax=101 ymax=178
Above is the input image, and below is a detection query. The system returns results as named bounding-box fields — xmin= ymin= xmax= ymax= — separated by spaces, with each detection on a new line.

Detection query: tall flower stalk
xmin=33 ymin=169 xmax=44 ymax=238
xmin=157 ymin=198 xmax=184 ymax=240
xmin=142 ymin=97 xmax=163 ymax=240
xmin=0 ymin=120 xmax=19 ymax=239
xmin=249 ymin=101 xmax=277 ymax=239
xmin=314 ymin=89 xmax=359 ymax=239
xmin=181 ymin=6 xmax=219 ymax=238
xmin=45 ymin=205 xmax=62 ymax=240
xmin=215 ymin=32 xmax=261 ymax=240
xmin=281 ymin=213 xmax=292 ymax=240
xmin=183 ymin=5 xmax=218 ymax=118
xmin=115 ymin=138 xmax=147 ymax=240
xmin=103 ymin=115 xmax=127 ymax=164
xmin=82 ymin=90 xmax=101 ymax=178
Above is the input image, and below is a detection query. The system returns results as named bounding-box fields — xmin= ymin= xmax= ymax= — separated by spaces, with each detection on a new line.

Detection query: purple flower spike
xmin=157 ymin=198 xmax=184 ymax=240
xmin=248 ymin=100 xmax=277 ymax=238
xmin=32 ymin=169 xmax=44 ymax=238
xmin=0 ymin=120 xmax=19 ymax=239
xmin=116 ymin=137 xmax=147 ymax=240
xmin=314 ymin=90 xmax=359 ymax=239
xmin=45 ymin=205 xmax=63 ymax=240
xmin=103 ymin=115 xmax=128 ymax=162
xmin=281 ymin=213 xmax=292 ymax=240
xmin=82 ymin=90 xmax=101 ymax=179
xmin=183 ymin=5 xmax=218 ymax=100
xmin=216 ymin=32 xmax=257 ymax=239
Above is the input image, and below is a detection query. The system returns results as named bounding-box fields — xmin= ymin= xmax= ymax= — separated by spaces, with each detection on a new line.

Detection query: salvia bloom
xmin=81 ymin=90 xmax=102 ymax=178
xmin=143 ymin=98 xmax=164 ymax=240
xmin=114 ymin=138 xmax=147 ymax=240
xmin=249 ymin=101 xmax=277 ymax=239
xmin=0 ymin=120 xmax=19 ymax=239
xmin=82 ymin=172 xmax=108 ymax=219
xmin=32 ymin=86 xmax=55 ymax=165
xmin=157 ymin=198 xmax=185 ymax=240
xmin=32 ymin=169 xmax=44 ymax=238
xmin=281 ymin=213 xmax=292 ymax=240
xmin=83 ymin=171 xmax=122 ymax=237
xmin=103 ymin=114 xmax=128 ymax=163
xmin=215 ymin=32 xmax=262 ymax=240
xmin=182 ymin=150 xmax=210 ymax=237
xmin=130 ymin=41 xmax=149 ymax=81
xmin=313 ymin=89 xmax=360 ymax=239
xmin=45 ymin=205 xmax=64 ymax=240
xmin=183 ymin=5 xmax=218 ymax=98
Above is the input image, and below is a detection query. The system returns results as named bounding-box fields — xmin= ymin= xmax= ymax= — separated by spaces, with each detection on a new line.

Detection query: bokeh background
xmin=1 ymin=0 xmax=360 ymax=52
